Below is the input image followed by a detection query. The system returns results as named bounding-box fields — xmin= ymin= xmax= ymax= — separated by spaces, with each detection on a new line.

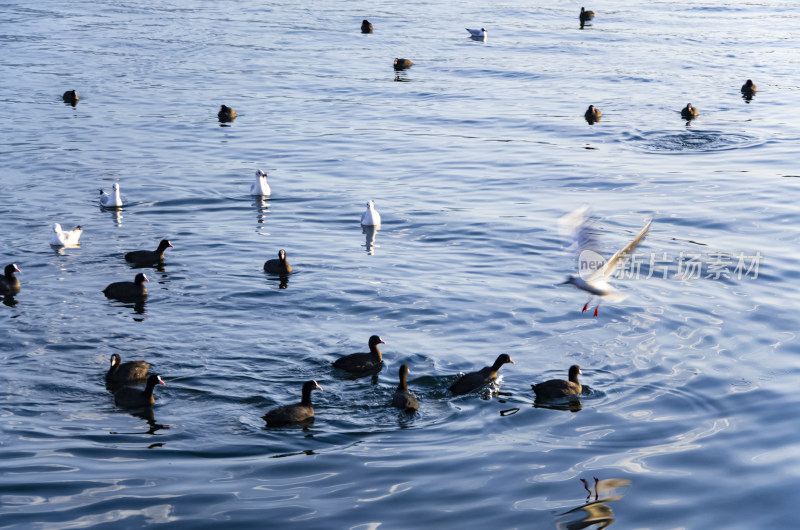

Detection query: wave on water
xmin=629 ymin=130 xmax=763 ymax=154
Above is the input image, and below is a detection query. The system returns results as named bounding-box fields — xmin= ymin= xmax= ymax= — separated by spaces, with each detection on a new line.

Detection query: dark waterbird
xmin=532 ymin=365 xmax=583 ymax=399
xmin=114 ymin=374 xmax=165 ymax=409
xmin=580 ymin=7 xmax=595 ymax=28
xmin=125 ymin=239 xmax=173 ymax=265
xmin=585 ymin=105 xmax=602 ymax=124
xmin=62 ymin=89 xmax=79 ymax=105
xmin=448 ymin=354 xmax=515 ymax=396
xmin=264 ymin=249 xmax=292 ymax=275
xmin=393 ymin=58 xmax=413 ymax=70
xmin=106 ymin=353 xmax=151 ymax=384
xmin=103 ymin=273 xmax=148 ymax=300
xmin=741 ymin=79 xmax=757 ymax=94
xmin=681 ymin=103 xmax=699 ymax=120
xmin=333 ymin=335 xmax=385 ymax=376
xmin=392 ymin=364 xmax=419 ymax=412
xmin=264 ymin=380 xmax=323 ymax=426
xmin=218 ymin=104 xmax=237 ymax=122
xmin=0 ymin=264 xmax=21 ymax=295
xmin=361 ymin=19 xmax=373 ymax=33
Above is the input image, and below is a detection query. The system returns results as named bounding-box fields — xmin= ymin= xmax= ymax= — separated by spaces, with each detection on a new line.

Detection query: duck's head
xmin=303 ymin=380 xmax=323 ymax=395
xmin=496 ymin=353 xmax=515 ymax=366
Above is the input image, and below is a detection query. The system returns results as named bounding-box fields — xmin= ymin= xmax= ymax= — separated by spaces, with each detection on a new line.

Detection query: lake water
xmin=2 ymin=0 xmax=800 ymax=528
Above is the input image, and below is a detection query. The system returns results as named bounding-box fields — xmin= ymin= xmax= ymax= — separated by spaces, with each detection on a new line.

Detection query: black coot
xmin=333 ymin=335 xmax=385 ymax=376
xmin=62 ymin=90 xmax=79 ymax=105
xmin=448 ymin=354 xmax=515 ymax=396
xmin=532 ymin=365 xmax=583 ymax=399
xmin=263 ymin=380 xmax=323 ymax=426
xmin=125 ymin=240 xmax=173 ymax=264
xmin=106 ymin=353 xmax=151 ymax=384
xmin=114 ymin=374 xmax=165 ymax=408
xmin=0 ymin=264 xmax=21 ymax=295
xmin=103 ymin=273 xmax=148 ymax=300
xmin=264 ymin=249 xmax=292 ymax=274
xmin=392 ymin=364 xmax=419 ymax=412
xmin=681 ymin=103 xmax=699 ymax=120
xmin=218 ymin=105 xmax=237 ymax=122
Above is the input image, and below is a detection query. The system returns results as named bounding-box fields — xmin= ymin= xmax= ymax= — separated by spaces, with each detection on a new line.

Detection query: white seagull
xmin=251 ymin=169 xmax=271 ymax=196
xmin=100 ymin=183 xmax=123 ymax=208
xmin=466 ymin=27 xmax=487 ymax=40
xmin=50 ymin=223 xmax=83 ymax=246
xmin=361 ymin=200 xmax=381 ymax=226
xmin=559 ymin=206 xmax=652 ymax=316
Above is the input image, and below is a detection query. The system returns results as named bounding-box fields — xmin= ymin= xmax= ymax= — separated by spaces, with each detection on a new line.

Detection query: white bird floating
xmin=250 ymin=169 xmax=271 ymax=196
xmin=360 ymin=200 xmax=381 ymax=226
xmin=466 ymin=27 xmax=487 ymax=40
xmin=50 ymin=223 xmax=83 ymax=247
xmin=559 ymin=206 xmax=652 ymax=316
xmin=99 ymin=183 xmax=123 ymax=208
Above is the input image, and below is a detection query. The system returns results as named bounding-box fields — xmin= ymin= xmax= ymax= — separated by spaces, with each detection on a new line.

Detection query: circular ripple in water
xmin=631 ymin=130 xmax=762 ymax=154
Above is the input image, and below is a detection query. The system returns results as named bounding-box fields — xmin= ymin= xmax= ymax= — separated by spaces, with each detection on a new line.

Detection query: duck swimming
xmin=448 ymin=354 xmax=515 ymax=396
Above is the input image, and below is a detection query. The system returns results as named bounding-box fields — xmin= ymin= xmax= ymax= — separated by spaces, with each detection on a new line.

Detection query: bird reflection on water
xmin=265 ymin=274 xmax=290 ymax=290
xmin=535 ymin=397 xmax=583 ymax=412
xmin=109 ymin=408 xmax=170 ymax=437
xmin=363 ymin=224 xmax=379 ymax=255
xmin=2 ymin=294 xmax=18 ymax=307
xmin=556 ymin=477 xmax=631 ymax=529
xmin=253 ymin=196 xmax=270 ymax=234
xmin=103 ymin=206 xmax=123 ymax=227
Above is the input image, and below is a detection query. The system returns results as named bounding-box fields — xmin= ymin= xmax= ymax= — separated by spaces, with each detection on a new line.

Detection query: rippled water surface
xmin=2 ymin=0 xmax=800 ymax=528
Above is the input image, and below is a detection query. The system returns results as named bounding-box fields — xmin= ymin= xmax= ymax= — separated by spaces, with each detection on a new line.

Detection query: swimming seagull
xmin=99 ymin=183 xmax=123 ymax=208
xmin=251 ymin=169 xmax=271 ymax=196
xmin=466 ymin=27 xmax=487 ymax=40
xmin=559 ymin=206 xmax=652 ymax=316
xmin=361 ymin=200 xmax=381 ymax=226
xmin=50 ymin=223 xmax=82 ymax=246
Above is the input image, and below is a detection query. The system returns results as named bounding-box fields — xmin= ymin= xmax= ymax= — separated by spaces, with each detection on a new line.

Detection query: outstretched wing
xmin=588 ymin=219 xmax=652 ymax=281
xmin=558 ymin=206 xmax=601 ymax=272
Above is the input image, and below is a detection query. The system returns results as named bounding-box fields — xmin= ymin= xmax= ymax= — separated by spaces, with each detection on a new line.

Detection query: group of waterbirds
xmin=353 ymin=12 xmax=758 ymax=126
xmin=6 ymin=187 xmax=649 ymax=320
xmin=40 ymin=7 xmax=675 ymax=428
xmin=103 ymin=333 xmax=584 ymax=427
xmin=15 ymin=166 xmax=378 ymax=301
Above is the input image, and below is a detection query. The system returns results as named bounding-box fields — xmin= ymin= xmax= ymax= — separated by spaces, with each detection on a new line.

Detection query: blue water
xmin=2 ymin=1 xmax=800 ymax=528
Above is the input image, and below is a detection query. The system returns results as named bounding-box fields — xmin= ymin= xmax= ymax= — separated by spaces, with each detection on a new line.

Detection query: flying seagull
xmin=559 ymin=207 xmax=652 ymax=316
